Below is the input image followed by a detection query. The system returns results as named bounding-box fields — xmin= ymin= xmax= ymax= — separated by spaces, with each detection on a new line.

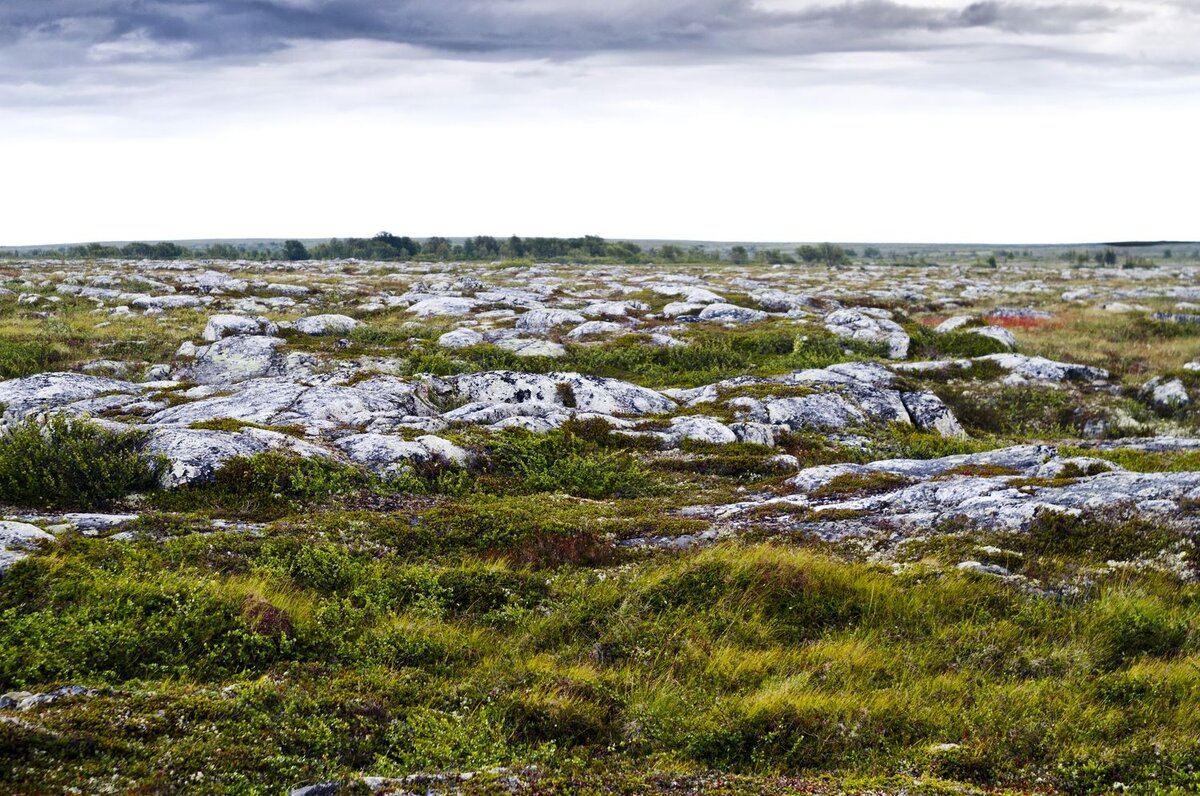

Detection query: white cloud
xmin=0 ymin=1 xmax=1197 ymax=244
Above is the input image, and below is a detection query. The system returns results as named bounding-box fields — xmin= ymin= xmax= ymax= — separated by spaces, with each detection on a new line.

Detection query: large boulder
xmin=407 ymin=297 xmax=479 ymax=317
xmin=190 ymin=336 xmax=289 ymax=384
xmin=1143 ymin=377 xmax=1191 ymax=409
xmin=0 ymin=521 xmax=55 ymax=572
xmin=144 ymin=429 xmax=269 ymax=487
xmin=131 ymin=295 xmax=208 ymax=311
xmin=437 ymin=329 xmax=484 ymax=349
xmin=697 ymin=303 xmax=769 ymax=324
xmin=515 ymin=309 xmax=586 ymax=332
xmin=334 ymin=433 xmax=468 ymax=475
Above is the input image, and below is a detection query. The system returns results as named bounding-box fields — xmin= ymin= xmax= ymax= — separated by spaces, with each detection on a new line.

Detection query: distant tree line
xmin=308 ymin=233 xmax=722 ymax=264
xmin=0 ymin=234 xmax=973 ymax=266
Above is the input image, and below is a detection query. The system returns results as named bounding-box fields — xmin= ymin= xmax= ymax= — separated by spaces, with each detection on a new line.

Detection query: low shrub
xmin=907 ymin=325 xmax=1010 ymax=360
xmin=1089 ymin=594 xmax=1190 ymax=669
xmin=151 ymin=452 xmax=371 ymax=519
xmin=484 ymin=428 xmax=662 ymax=499
xmin=0 ymin=415 xmax=162 ymax=509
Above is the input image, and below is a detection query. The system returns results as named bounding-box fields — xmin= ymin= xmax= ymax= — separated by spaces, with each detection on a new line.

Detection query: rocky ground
xmin=1 ymin=253 xmax=1199 ymax=794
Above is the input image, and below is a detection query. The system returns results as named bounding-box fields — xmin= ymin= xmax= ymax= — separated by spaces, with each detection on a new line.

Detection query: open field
xmin=2 ymin=251 xmax=1200 ymax=794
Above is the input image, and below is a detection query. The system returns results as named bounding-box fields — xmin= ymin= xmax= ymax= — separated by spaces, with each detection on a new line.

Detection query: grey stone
xmin=202 ymin=314 xmax=279 ymax=342
xmin=437 ymin=329 xmax=484 ymax=349
xmin=294 ymin=314 xmax=359 ymax=336
xmin=697 ymin=303 xmax=769 ymax=324
xmin=824 ymin=309 xmax=910 ymax=359
xmin=190 ymin=336 xmax=288 ymax=384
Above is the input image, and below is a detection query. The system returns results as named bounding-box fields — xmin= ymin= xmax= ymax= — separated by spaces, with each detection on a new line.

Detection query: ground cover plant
xmin=2 ymin=249 xmax=1200 ymax=794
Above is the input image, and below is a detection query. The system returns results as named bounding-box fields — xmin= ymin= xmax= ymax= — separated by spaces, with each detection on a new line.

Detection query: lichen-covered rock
xmin=493 ymin=338 xmax=568 ymax=357
xmin=969 ymin=326 xmax=1017 ymax=349
xmin=715 ymin=444 xmax=1200 ymax=535
xmin=515 ymin=308 xmax=586 ymax=332
xmin=935 ymin=315 xmax=975 ymax=333
xmin=900 ymin=391 xmax=967 ymax=438
xmin=334 ymin=433 xmax=468 ymax=474
xmin=582 ymin=300 xmax=648 ymax=317
xmin=437 ymin=329 xmax=484 ymax=348
xmin=446 ymin=371 xmax=676 ymax=416
xmin=765 ymin=393 xmax=868 ymax=431
xmin=294 ymin=314 xmax=359 ymax=336
xmin=407 ymin=297 xmax=479 ymax=317
xmin=202 ymin=314 xmax=279 ymax=342
xmin=566 ymin=321 xmax=624 ymax=339
xmin=1142 ymin=377 xmax=1191 ymax=409
xmin=824 ymin=308 xmax=910 ymax=359
xmin=977 ymin=353 xmax=1108 ymax=382
xmin=144 ymin=429 xmax=269 ymax=487
xmin=0 ymin=372 xmax=141 ymax=417
xmin=190 ymin=336 xmax=289 ymax=384
xmin=131 ymin=295 xmax=209 ymax=311
xmin=0 ymin=521 xmax=55 ymax=571
xmin=656 ymin=416 xmax=739 ymax=446
xmin=697 ymin=303 xmax=769 ymax=324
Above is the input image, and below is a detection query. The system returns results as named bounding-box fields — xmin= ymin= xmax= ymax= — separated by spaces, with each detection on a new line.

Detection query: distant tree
xmin=863 ymin=247 xmax=882 ymax=258
xmin=421 ymin=237 xmax=452 ymax=260
xmin=501 ymin=235 xmax=527 ymax=258
xmin=729 ymin=245 xmax=749 ymax=265
xmin=757 ymin=248 xmax=795 ymax=264
xmin=655 ymin=244 xmax=685 ymax=262
xmin=282 ymin=240 xmax=309 ymax=261
xmin=817 ymin=243 xmax=849 ymax=265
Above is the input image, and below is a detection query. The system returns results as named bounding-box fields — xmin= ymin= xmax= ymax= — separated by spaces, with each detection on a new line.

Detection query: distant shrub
xmin=935 ymin=384 xmax=1079 ymax=436
xmin=0 ymin=415 xmax=162 ymax=509
xmin=907 ymin=325 xmax=1009 ymax=359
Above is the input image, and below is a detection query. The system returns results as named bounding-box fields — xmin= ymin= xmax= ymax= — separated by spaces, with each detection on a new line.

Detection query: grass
xmin=1 ymin=539 xmax=1198 ymax=793
xmin=1019 ymin=309 xmax=1200 ymax=382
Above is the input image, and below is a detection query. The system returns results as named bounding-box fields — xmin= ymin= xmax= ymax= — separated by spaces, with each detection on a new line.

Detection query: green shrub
xmin=935 ymin=384 xmax=1079 ymax=436
xmin=1090 ymin=594 xmax=1190 ymax=669
xmin=0 ymin=415 xmax=162 ymax=509
xmin=0 ymin=339 xmax=71 ymax=379
xmin=908 ymin=325 xmax=1010 ymax=359
xmin=0 ymin=559 xmax=295 ymax=686
xmin=484 ymin=428 xmax=662 ymax=498
xmin=152 ymin=452 xmax=371 ymax=519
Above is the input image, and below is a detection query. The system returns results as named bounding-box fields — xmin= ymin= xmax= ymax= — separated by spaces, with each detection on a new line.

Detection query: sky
xmin=1 ymin=0 xmax=1198 ymax=246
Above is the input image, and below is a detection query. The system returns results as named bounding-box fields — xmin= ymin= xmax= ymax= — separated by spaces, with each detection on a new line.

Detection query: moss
xmin=188 ymin=418 xmax=308 ymax=436
xmin=808 ymin=471 xmax=914 ymax=500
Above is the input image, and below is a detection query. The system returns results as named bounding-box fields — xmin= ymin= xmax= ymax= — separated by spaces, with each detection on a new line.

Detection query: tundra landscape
xmin=1 ymin=242 xmax=1199 ymax=793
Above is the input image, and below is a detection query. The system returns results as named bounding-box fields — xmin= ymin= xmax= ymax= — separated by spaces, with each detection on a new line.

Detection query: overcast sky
xmin=2 ymin=0 xmax=1198 ymax=246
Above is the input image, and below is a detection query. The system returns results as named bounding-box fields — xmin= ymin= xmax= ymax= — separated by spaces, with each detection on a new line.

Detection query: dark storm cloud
xmin=0 ymin=0 xmax=1129 ymax=64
